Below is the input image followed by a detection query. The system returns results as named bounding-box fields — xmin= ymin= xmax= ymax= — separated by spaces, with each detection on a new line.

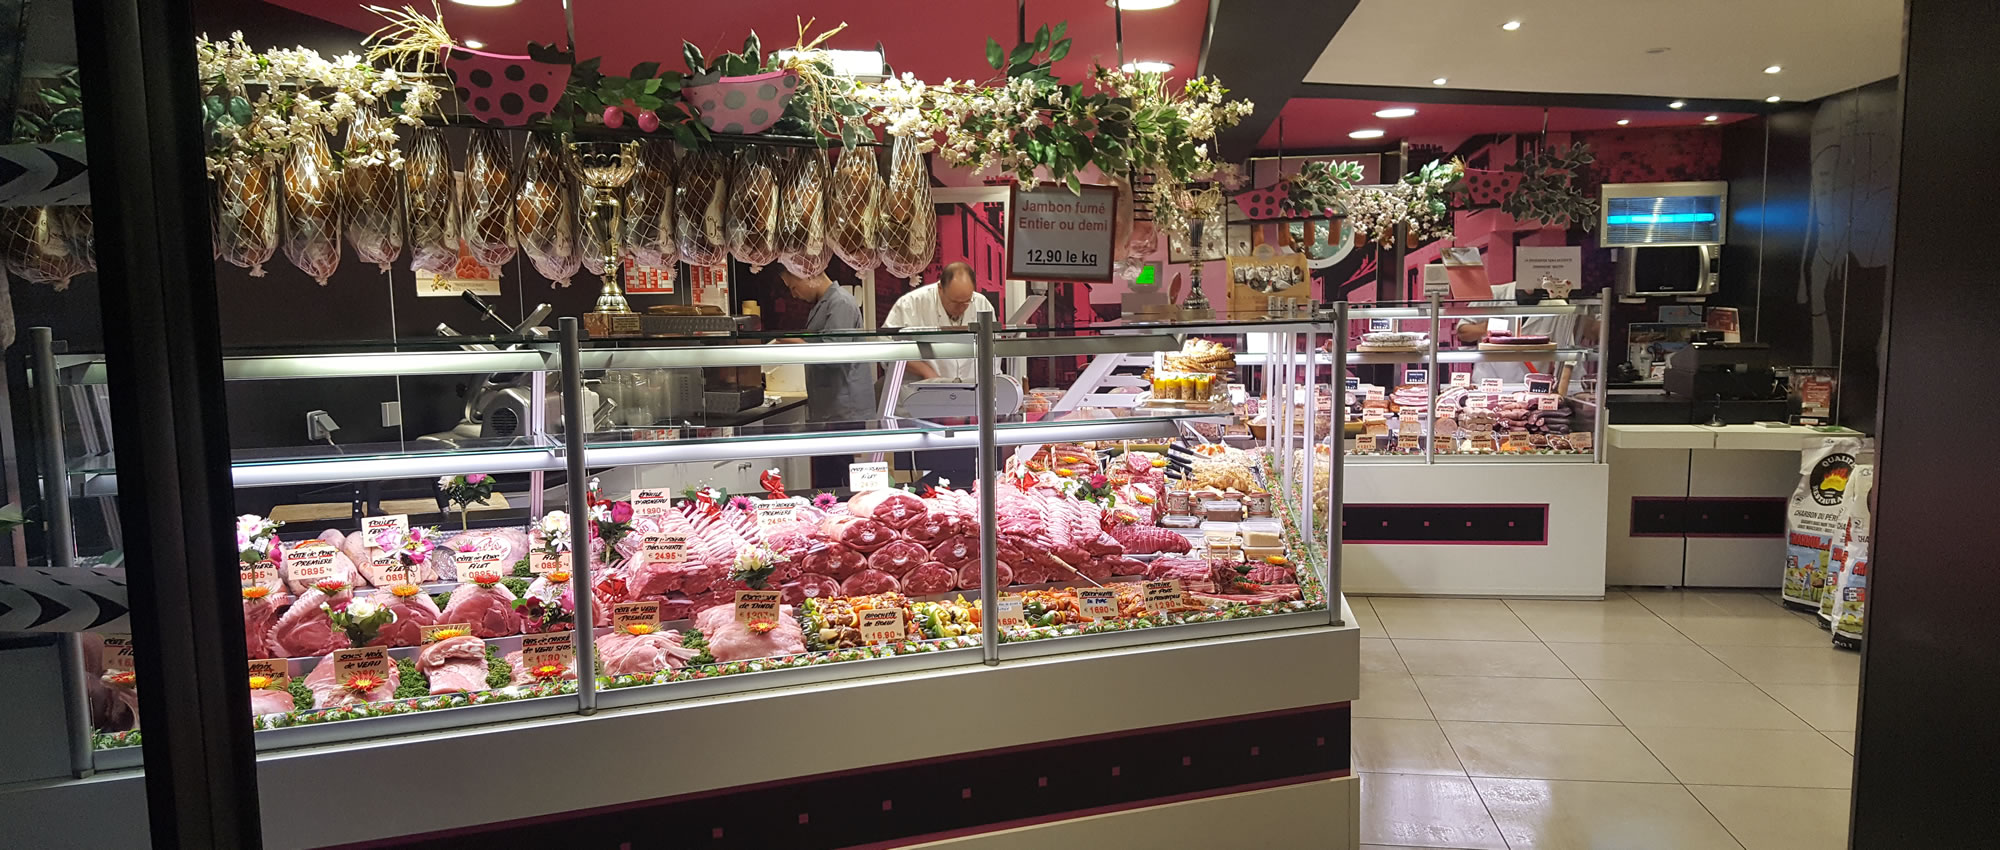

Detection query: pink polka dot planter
xmin=445 ymin=45 xmax=570 ymax=127
xmin=1232 ymin=187 xmax=1313 ymax=220
xmin=1460 ymin=168 xmax=1522 ymax=207
xmin=682 ymin=69 xmax=799 ymax=135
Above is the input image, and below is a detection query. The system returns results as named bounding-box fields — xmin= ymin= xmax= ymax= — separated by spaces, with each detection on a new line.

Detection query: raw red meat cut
xmin=901 ymin=562 xmax=957 ymax=596
xmin=596 ymin=629 xmax=701 ymax=676
xmin=802 ymin=545 xmax=867 ymax=580
xmin=504 ymin=649 xmax=578 ymax=686
xmin=440 ymin=580 xmax=522 ymax=638
xmin=849 ymin=489 xmax=926 ymax=528
xmin=418 ymin=634 xmax=490 ymax=694
xmin=279 ymin=531 xmax=365 ymax=593
xmin=1107 ymin=523 xmax=1192 ymax=554
xmin=242 ymin=592 xmax=290 ymax=658
xmin=780 ymin=574 xmax=841 ymax=605
xmin=1076 ymin=557 xmax=1115 ymax=583
xmin=1099 ymin=556 xmax=1150 ymax=577
xmin=440 ymin=528 xmax=531 ymax=581
xmin=868 ymin=540 xmax=929 ymax=575
xmin=303 ymin=651 xmax=401 ymax=709
xmin=368 ymin=587 xmax=441 ymax=648
xmin=840 ymin=568 xmax=900 ymax=596
xmin=822 ymin=515 xmax=895 ymax=552
xmin=270 ymin=587 xmax=352 ymax=657
xmin=929 ymin=535 xmax=979 ymax=567
xmin=954 ymin=561 xmax=1011 ymax=591
xmin=694 ymin=603 xmax=806 ymax=662
xmin=903 ymin=512 xmax=956 ymax=545
xmin=249 ymin=687 xmax=295 ymax=717
xmin=1246 ymin=563 xmax=1297 ymax=584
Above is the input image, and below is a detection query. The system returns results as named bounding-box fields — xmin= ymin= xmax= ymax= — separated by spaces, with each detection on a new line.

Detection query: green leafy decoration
xmin=1502 ymin=141 xmax=1598 ymax=231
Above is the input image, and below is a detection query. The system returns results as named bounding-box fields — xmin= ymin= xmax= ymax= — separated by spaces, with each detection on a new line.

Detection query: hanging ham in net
xmin=876 ymin=135 xmax=936 ymax=280
xmin=3 ymin=205 xmax=94 ymax=289
xmin=725 ymin=145 xmax=784 ymax=271
xmin=621 ymin=140 xmax=676 ymax=270
xmin=515 ymin=131 xmax=582 ymax=284
xmin=281 ymin=129 xmax=342 ymax=284
xmin=340 ymin=109 xmax=405 ymax=273
xmin=675 ymin=147 xmax=728 ymax=267
xmin=460 ymin=128 xmax=517 ymax=272
xmin=404 ymin=127 xmax=459 ymax=275
xmin=776 ymin=147 xmax=831 ymax=278
xmin=215 ymin=158 xmax=279 ymax=276
xmin=827 ymin=145 xmax=881 ymax=272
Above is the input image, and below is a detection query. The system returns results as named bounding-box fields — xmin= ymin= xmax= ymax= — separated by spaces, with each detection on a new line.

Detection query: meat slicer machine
xmin=417 ymin=292 xmax=613 ymax=448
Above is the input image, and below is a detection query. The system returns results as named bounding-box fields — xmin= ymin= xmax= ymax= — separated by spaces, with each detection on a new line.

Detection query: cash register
xmin=1659 ymin=343 xmax=1792 ymax=424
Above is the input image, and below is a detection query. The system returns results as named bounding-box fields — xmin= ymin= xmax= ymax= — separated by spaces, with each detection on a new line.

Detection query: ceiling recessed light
xmin=1373 ymin=107 xmax=1417 ymax=118
xmin=1668 ymin=100 xmax=1686 ymax=109
xmin=1121 ymin=61 xmax=1174 ymax=73
xmin=1105 ymin=0 xmax=1178 ymax=8
xmin=1764 ymin=64 xmax=1783 ymax=74
xmin=1431 ymin=77 xmax=1449 ymax=86
xmin=1765 ymin=95 xmax=1782 ymax=103
xmin=462 ymin=39 xmax=485 ymax=49
xmin=1349 ymin=129 xmax=1386 ymax=139
xmin=1616 ymin=119 xmax=1631 ymax=126
xmin=449 ymin=0 xmax=517 ymax=6
xmin=1501 ymin=20 xmax=1522 ymax=31
xmin=1704 ymin=114 xmax=1720 ymax=122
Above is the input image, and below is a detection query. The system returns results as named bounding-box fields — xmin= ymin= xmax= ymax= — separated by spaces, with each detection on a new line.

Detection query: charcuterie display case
xmin=32 ymin=315 xmax=1352 ymax=773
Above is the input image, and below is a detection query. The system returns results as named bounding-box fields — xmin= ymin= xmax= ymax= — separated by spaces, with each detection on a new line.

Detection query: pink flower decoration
xmin=728 ymin=496 xmax=755 ymax=512
xmin=1088 ymin=473 xmax=1108 ymax=489
xmin=813 ymin=493 xmax=838 ymax=510
xmin=466 ymin=473 xmax=488 ymax=485
xmin=610 ymin=502 xmax=633 ymax=523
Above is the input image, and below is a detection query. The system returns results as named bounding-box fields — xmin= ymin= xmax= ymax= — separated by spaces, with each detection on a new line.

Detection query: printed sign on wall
xmin=1008 ymin=183 xmax=1117 ymax=282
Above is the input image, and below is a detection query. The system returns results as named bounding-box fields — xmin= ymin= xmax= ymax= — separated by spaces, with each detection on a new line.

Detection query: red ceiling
xmin=1256 ymin=97 xmax=1755 ymax=152
xmin=265 ymin=0 xmax=1208 ymax=87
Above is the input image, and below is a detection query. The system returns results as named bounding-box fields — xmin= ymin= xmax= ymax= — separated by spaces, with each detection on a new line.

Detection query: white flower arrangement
xmin=196 ymin=31 xmax=441 ymax=177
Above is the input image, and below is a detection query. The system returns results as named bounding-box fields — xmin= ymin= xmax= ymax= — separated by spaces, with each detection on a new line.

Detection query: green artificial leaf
xmin=1053 ymin=21 xmax=1068 ymax=42
xmin=575 ymin=56 xmax=602 ymax=75
xmin=986 ymin=37 xmax=1003 ymax=69
xmin=1048 ymin=38 xmax=1071 ymax=63
xmin=1008 ymin=42 xmax=1034 ymax=67
xmin=642 ymin=78 xmax=663 ymax=94
xmin=671 ymin=122 xmax=698 ymax=149
xmin=1034 ymin=24 xmax=1051 ymax=53
xmin=635 ymin=94 xmax=665 ymax=110
xmin=630 ymin=61 xmax=660 ymax=80
xmin=744 ymin=32 xmax=762 ymax=66
xmin=683 ymin=41 xmax=706 ymax=75
xmin=1064 ymin=173 xmax=1082 ymax=195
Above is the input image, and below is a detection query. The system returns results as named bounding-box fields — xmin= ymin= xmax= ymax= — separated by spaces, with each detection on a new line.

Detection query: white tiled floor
xmin=1351 ymin=590 xmax=1858 ymax=850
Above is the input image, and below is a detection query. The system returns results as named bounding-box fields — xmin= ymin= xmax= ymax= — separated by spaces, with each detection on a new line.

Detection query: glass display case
xmin=35 ymin=316 xmax=1346 ymax=767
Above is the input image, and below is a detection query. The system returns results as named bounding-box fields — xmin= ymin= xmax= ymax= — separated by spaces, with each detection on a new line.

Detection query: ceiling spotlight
xmin=1431 ymin=77 xmax=1449 ymax=86
xmin=1374 ymin=107 xmax=1418 ymax=118
xmin=1616 ymin=119 xmax=1631 ymax=126
xmin=1349 ymin=129 xmax=1386 ymax=139
xmin=1765 ymin=95 xmax=1782 ymax=103
xmin=1668 ymin=100 xmax=1686 ymax=109
xmin=1501 ymin=20 xmax=1522 ymax=31
xmin=1121 ymin=61 xmax=1175 ymax=73
xmin=449 ymin=0 xmax=518 ymax=6
xmin=1764 ymin=64 xmax=1783 ymax=74
xmin=1105 ymin=0 xmax=1179 ymax=8
xmin=462 ymin=39 xmax=486 ymax=49
xmin=1704 ymin=114 xmax=1720 ymax=122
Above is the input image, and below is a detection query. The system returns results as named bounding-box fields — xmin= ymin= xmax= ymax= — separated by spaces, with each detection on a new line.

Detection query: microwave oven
xmin=1614 ymin=245 xmax=1721 ymax=299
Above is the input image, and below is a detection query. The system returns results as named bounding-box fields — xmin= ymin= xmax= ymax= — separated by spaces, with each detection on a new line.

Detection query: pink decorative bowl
xmin=682 ymin=70 xmax=799 ymax=135
xmin=1460 ymin=168 xmax=1523 ymax=206
xmin=444 ymin=45 xmax=570 ymax=127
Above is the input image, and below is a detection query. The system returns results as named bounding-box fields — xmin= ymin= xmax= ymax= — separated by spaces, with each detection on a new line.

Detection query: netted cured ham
xmin=216 ymin=159 xmax=279 ymax=276
xmin=621 ymin=140 xmax=676 ymax=269
xmin=3 ymin=205 xmax=94 ymax=289
xmin=725 ymin=146 xmax=783 ymax=270
xmin=460 ymin=128 xmax=517 ymax=271
xmin=776 ymin=148 xmax=831 ymax=277
xmin=675 ymin=147 xmax=728 ymax=266
xmin=340 ymin=109 xmax=404 ymax=272
xmin=827 ymin=145 xmax=881 ymax=271
xmin=280 ymin=128 xmax=342 ymax=284
xmin=515 ymin=131 xmax=581 ymax=283
xmin=876 ymin=135 xmax=936 ymax=280
xmin=404 ymin=126 xmax=459 ymax=275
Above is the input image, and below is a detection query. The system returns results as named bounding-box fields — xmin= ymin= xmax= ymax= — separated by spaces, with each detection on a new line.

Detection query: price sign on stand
xmin=613 ymin=601 xmax=660 ymax=631
xmin=1007 ymin=183 xmax=1117 ymax=282
xmin=374 ymin=552 xmax=417 ymax=586
xmin=641 ymin=533 xmax=687 ymax=566
xmin=530 ymin=552 xmax=569 ymax=576
xmin=848 ymin=462 xmax=890 ymax=493
xmin=457 ymin=549 xmax=509 ymax=582
xmin=102 ymin=634 xmax=135 ymax=671
xmin=858 ymin=608 xmax=907 ymax=645
xmin=734 ymin=590 xmax=782 ymax=625
xmin=361 ymin=514 xmax=409 ymax=545
xmin=1569 ymin=432 xmax=1594 ymax=452
xmin=286 ymin=541 xmax=342 ymax=584
xmin=629 ymin=488 xmax=673 ymax=520
xmin=1538 ymin=395 xmax=1560 ymax=411
xmin=1478 ymin=378 xmax=1504 ymax=394
xmin=1345 ymin=376 xmax=1360 ymax=392
xmin=996 ymin=595 xmax=1025 ymax=628
xmin=1365 ymin=385 xmax=1386 ymax=402
xmin=1525 ymin=374 xmax=1555 ymax=395
xmin=1142 ymin=580 xmax=1185 ymax=613
xmin=1450 ymin=372 xmax=1472 ymax=388
xmin=1368 ymin=318 xmax=1393 ymax=332
xmin=241 ymin=560 xmax=278 ymax=589
xmin=330 ymin=646 xmax=391 ymax=684
xmin=520 ymin=633 xmax=574 ymax=673
xmin=1078 ymin=588 xmax=1119 ymax=621
xmin=753 ymin=498 xmax=805 ymax=532
xmin=246 ymin=658 xmax=289 ymax=689
xmin=1404 ymin=368 xmax=1429 ymax=386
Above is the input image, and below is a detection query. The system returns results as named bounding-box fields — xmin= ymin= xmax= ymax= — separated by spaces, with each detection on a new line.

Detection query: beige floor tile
xmin=1358 ymin=773 xmax=1508 ymax=850
xmin=1757 ymin=684 xmax=1860 ymax=732
xmin=1352 ymin=718 xmax=1466 ymax=776
xmin=1393 ymin=639 xmax=1574 ymax=678
xmin=1361 ymin=638 xmax=1408 ymax=674
xmin=1516 ymin=611 xmax=1697 ymax=645
xmin=1703 ymin=644 xmax=1862 ymax=685
xmin=1628 ymin=588 xmax=1792 ymax=619
xmin=1545 ymin=642 xmax=1746 ymax=682
xmin=1666 ymin=615 xmax=1837 ymax=648
xmin=1414 ymin=676 xmax=1618 ymax=725
xmin=1474 ymin=778 xmax=1740 ymax=849
xmin=1630 ymin=726 xmax=1853 ymax=788
xmin=1688 ymin=784 xmax=1852 ymax=850
xmin=1821 ymin=730 xmax=1856 ymax=754
xmin=1356 ymin=673 xmax=1434 ymax=720
xmin=1506 ymin=595 xmax=1653 ymax=618
xmin=1584 ymin=680 xmax=1811 ymax=730
xmin=1371 ymin=598 xmax=1538 ymax=641
xmin=1348 ymin=596 xmax=1386 ymax=637
xmin=1441 ymin=721 xmax=1675 ymax=782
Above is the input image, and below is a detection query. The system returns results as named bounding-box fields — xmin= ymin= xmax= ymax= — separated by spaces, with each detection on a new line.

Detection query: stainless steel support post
xmin=1426 ymin=293 xmax=1442 ymax=464
xmin=975 ymin=315 xmax=1000 ymax=665
xmin=559 ymin=319 xmax=597 ymax=713
xmin=33 ymin=328 xmax=92 ymax=777
xmin=1593 ymin=297 xmax=1608 ymax=462
xmin=1329 ymin=305 xmax=1348 ymax=625
xmin=529 ymin=366 xmax=547 ymax=517
xmin=1302 ymin=326 xmax=1316 ymax=533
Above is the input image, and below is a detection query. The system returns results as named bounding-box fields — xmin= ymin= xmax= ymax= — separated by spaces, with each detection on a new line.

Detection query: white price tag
xmin=848 ymin=462 xmax=890 ymax=493
xmin=361 ymin=514 xmax=408 ymax=546
xmin=1450 ymin=372 xmax=1471 ymax=388
xmin=629 ymin=488 xmax=674 ymax=520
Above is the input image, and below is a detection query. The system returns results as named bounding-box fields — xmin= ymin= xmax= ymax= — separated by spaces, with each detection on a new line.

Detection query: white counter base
xmin=1343 ymin=462 xmax=1610 ymax=597
xmin=907 ymin=775 xmax=1359 ymax=849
